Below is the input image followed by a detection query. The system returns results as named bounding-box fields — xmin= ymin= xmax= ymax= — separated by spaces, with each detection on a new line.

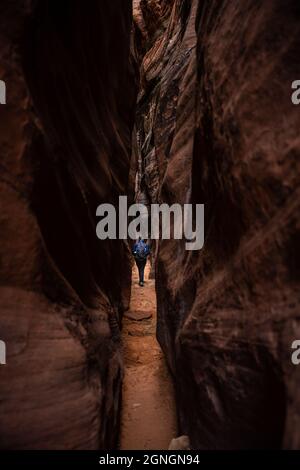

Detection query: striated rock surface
xmin=0 ymin=0 xmax=136 ymax=449
xmin=134 ymin=0 xmax=300 ymax=449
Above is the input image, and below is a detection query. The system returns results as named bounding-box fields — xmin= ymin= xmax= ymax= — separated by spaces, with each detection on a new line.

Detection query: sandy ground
xmin=119 ymin=263 xmax=177 ymax=450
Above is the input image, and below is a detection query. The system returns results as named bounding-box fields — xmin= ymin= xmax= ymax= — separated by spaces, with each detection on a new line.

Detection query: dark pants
xmin=135 ymin=258 xmax=146 ymax=283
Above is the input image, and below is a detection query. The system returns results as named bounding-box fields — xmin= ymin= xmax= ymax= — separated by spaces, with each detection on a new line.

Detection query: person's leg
xmin=136 ymin=259 xmax=146 ymax=285
xmin=136 ymin=259 xmax=143 ymax=285
xmin=140 ymin=260 xmax=146 ymax=284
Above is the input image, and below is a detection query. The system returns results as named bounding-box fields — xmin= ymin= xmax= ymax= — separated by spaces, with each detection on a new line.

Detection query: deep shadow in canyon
xmin=0 ymin=0 xmax=300 ymax=450
xmin=0 ymin=0 xmax=136 ymax=449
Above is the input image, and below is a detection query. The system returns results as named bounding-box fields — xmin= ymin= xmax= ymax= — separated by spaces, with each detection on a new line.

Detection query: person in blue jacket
xmin=132 ymin=237 xmax=150 ymax=286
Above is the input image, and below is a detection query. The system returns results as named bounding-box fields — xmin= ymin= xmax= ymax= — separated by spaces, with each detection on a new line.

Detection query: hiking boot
xmin=139 ymin=281 xmax=144 ymax=287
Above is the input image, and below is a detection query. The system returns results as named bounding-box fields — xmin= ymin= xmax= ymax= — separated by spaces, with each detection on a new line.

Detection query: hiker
xmin=132 ymin=237 xmax=150 ymax=286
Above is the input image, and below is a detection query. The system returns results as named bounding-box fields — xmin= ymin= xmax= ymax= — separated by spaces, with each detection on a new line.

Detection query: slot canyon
xmin=0 ymin=0 xmax=300 ymax=451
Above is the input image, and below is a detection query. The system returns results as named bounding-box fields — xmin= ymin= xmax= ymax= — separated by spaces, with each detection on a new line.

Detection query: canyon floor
xmin=119 ymin=263 xmax=177 ymax=450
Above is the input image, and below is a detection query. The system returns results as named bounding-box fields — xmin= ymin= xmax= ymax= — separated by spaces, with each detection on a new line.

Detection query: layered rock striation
xmin=134 ymin=0 xmax=300 ymax=449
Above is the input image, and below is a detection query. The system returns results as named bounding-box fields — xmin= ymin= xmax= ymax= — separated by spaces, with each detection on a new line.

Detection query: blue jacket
xmin=133 ymin=240 xmax=150 ymax=259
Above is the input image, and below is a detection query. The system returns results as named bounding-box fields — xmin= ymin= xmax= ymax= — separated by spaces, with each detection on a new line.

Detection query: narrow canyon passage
xmin=119 ymin=264 xmax=177 ymax=450
xmin=0 ymin=0 xmax=299 ymax=452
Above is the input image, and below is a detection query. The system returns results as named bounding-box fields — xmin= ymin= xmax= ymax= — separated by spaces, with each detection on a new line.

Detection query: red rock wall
xmin=0 ymin=0 xmax=136 ymax=449
xmin=134 ymin=0 xmax=300 ymax=448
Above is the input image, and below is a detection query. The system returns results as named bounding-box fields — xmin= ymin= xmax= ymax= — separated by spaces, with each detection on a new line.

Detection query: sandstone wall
xmin=134 ymin=0 xmax=300 ymax=449
xmin=0 ymin=0 xmax=136 ymax=449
